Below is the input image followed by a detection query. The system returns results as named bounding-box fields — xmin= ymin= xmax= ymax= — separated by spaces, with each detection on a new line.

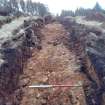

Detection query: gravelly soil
xmin=20 ymin=22 xmax=88 ymax=105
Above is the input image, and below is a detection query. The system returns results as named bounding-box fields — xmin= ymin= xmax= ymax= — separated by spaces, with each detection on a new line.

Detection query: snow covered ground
xmin=0 ymin=17 xmax=31 ymax=45
xmin=75 ymin=16 xmax=103 ymax=27
xmin=0 ymin=17 xmax=30 ymax=39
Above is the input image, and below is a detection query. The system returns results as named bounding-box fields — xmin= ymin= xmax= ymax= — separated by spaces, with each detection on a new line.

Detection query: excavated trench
xmin=0 ymin=18 xmax=104 ymax=105
xmin=20 ymin=22 xmax=88 ymax=105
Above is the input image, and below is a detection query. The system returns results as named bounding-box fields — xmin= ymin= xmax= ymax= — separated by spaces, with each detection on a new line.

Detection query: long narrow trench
xmin=20 ymin=22 xmax=88 ymax=105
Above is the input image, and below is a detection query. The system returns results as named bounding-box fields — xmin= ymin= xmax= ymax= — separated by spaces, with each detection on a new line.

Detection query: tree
xmin=0 ymin=0 xmax=49 ymax=16
xmin=37 ymin=3 xmax=48 ymax=16
xmin=26 ymin=0 xmax=33 ymax=14
xmin=75 ymin=8 xmax=87 ymax=16
xmin=9 ymin=0 xmax=19 ymax=11
xmin=27 ymin=2 xmax=49 ymax=16
xmin=94 ymin=2 xmax=102 ymax=11
xmin=20 ymin=0 xmax=25 ymax=12
xmin=60 ymin=10 xmax=74 ymax=17
xmin=0 ymin=0 xmax=13 ymax=15
xmin=0 ymin=0 xmax=8 ymax=7
xmin=32 ymin=3 xmax=37 ymax=15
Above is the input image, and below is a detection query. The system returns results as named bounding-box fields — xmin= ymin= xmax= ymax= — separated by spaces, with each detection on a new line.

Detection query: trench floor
xmin=20 ymin=23 xmax=88 ymax=105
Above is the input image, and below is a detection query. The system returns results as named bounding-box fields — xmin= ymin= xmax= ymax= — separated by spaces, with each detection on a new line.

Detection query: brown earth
xmin=19 ymin=22 xmax=89 ymax=105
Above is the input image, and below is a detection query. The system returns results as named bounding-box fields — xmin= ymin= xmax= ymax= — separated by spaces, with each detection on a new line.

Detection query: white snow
xmin=0 ymin=16 xmax=30 ymax=46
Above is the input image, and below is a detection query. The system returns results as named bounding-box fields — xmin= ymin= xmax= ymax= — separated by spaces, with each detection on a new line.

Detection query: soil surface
xmin=20 ymin=22 xmax=88 ymax=105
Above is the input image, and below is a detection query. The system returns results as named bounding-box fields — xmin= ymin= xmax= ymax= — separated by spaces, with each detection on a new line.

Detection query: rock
xmin=19 ymin=78 xmax=30 ymax=87
xmin=41 ymin=99 xmax=47 ymax=105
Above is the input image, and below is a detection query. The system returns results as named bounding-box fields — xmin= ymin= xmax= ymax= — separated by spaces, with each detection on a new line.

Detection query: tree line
xmin=0 ymin=0 xmax=49 ymax=16
xmin=60 ymin=2 xmax=105 ymax=17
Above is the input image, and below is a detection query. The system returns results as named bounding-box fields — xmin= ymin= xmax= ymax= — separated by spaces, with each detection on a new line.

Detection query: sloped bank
xmin=0 ymin=17 xmax=43 ymax=105
xmin=59 ymin=17 xmax=104 ymax=105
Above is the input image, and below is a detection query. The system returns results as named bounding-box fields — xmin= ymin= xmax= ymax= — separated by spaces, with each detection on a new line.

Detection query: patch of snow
xmin=75 ymin=16 xmax=103 ymax=27
xmin=0 ymin=17 xmax=30 ymax=46
xmin=18 ymin=2 xmax=23 ymax=12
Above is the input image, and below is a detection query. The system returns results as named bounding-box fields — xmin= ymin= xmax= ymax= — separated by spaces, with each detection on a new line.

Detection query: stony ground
xmin=0 ymin=14 xmax=105 ymax=105
xmin=19 ymin=22 xmax=88 ymax=105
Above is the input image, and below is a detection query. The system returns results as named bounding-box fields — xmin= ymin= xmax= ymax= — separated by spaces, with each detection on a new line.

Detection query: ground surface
xmin=0 ymin=16 xmax=30 ymax=48
xmin=0 ymin=17 xmax=29 ymax=38
xmin=20 ymin=22 xmax=87 ymax=105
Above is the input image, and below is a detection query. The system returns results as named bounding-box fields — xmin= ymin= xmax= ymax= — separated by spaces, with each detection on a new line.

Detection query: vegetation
xmin=60 ymin=10 xmax=75 ymax=17
xmin=93 ymin=2 xmax=102 ymax=11
xmin=0 ymin=0 xmax=49 ymax=16
xmin=60 ymin=2 xmax=105 ymax=17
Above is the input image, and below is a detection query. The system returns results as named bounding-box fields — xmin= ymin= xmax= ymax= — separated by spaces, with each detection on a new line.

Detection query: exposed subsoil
xmin=19 ymin=22 xmax=90 ymax=105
